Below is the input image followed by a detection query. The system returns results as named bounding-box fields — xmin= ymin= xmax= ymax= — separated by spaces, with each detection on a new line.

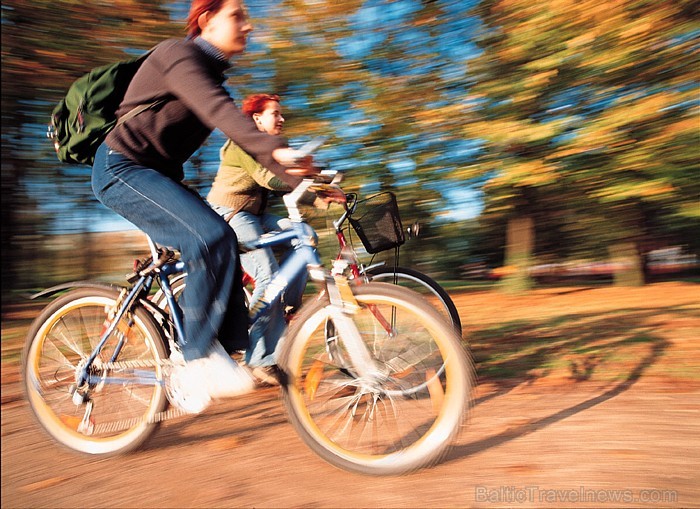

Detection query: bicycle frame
xmin=25 ymin=134 xmax=470 ymax=473
xmin=245 ymin=220 xmax=323 ymax=323
xmin=331 ymin=197 xmax=364 ymax=280
xmin=77 ymin=171 xmax=388 ymax=390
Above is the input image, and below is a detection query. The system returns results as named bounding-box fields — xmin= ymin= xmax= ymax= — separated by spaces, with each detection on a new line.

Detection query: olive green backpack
xmin=48 ymin=51 xmax=160 ymax=165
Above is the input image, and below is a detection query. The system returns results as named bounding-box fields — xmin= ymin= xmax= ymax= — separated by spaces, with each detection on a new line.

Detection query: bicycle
xmin=152 ymin=179 xmax=462 ymax=334
xmin=331 ymin=189 xmax=462 ymax=333
xmin=23 ymin=165 xmax=475 ymax=475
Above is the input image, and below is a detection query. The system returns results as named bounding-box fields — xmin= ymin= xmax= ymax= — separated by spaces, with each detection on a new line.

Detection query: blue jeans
xmin=212 ymin=207 xmax=307 ymax=367
xmin=92 ymin=143 xmax=248 ymax=361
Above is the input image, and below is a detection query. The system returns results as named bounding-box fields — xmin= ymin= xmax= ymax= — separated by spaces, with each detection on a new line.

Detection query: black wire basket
xmin=349 ymin=191 xmax=405 ymax=254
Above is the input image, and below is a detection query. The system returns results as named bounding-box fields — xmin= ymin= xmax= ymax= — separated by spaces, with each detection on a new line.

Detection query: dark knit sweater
xmin=106 ymin=38 xmax=288 ymax=182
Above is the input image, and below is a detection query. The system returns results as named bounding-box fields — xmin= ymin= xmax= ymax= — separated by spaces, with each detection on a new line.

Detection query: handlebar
xmin=283 ymin=136 xmax=347 ymax=221
xmin=283 ymin=169 xmax=344 ymax=222
xmin=294 ymin=136 xmax=328 ymax=161
xmin=284 ymin=138 xmax=422 ymax=242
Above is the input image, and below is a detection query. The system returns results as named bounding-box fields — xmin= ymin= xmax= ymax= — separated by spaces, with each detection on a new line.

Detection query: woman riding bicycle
xmin=207 ymin=94 xmax=305 ymax=385
xmin=91 ymin=0 xmax=313 ymax=413
xmin=207 ymin=94 xmax=315 ymax=385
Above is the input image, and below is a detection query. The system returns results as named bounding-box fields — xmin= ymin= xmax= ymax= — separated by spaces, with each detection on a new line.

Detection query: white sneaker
xmin=168 ymin=368 xmax=211 ymax=414
xmin=168 ymin=340 xmax=255 ymax=414
xmin=201 ymin=340 xmax=256 ymax=398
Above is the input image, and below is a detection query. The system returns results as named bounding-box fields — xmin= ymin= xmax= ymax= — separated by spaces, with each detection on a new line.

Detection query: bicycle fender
xmin=29 ymin=281 xmax=122 ymax=300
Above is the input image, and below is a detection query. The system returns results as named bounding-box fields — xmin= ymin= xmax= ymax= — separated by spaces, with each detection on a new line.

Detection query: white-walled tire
xmin=279 ymin=282 xmax=474 ymax=475
xmin=23 ymin=288 xmax=168 ymax=455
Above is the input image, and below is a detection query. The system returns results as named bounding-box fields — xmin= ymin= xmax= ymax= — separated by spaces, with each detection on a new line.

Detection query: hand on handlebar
xmin=285 ymin=165 xmax=320 ymax=178
xmin=272 ymin=147 xmax=304 ymax=166
xmin=272 ymin=148 xmax=318 ymax=177
xmin=311 ymin=184 xmax=346 ymax=207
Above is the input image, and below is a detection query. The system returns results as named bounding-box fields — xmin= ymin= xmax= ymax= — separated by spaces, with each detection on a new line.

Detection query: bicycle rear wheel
xmin=279 ymin=282 xmax=474 ymax=475
xmin=366 ymin=265 xmax=462 ymax=334
xmin=23 ymin=287 xmax=168 ymax=455
xmin=151 ymin=273 xmax=186 ymax=312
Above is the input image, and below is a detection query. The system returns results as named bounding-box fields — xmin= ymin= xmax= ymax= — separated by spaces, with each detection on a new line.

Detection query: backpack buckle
xmin=46 ymin=123 xmax=60 ymax=153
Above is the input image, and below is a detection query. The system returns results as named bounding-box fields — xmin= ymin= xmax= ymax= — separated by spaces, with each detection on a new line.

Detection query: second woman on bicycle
xmin=208 ymin=94 xmax=308 ymax=385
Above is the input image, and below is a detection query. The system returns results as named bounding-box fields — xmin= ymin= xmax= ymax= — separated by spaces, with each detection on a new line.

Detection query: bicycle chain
xmin=83 ymin=357 xmax=190 ymax=435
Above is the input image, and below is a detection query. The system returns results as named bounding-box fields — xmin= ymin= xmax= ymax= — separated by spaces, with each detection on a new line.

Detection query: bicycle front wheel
xmin=280 ymin=282 xmax=474 ymax=475
xmin=23 ymin=287 xmax=169 ymax=455
xmin=366 ymin=265 xmax=462 ymax=334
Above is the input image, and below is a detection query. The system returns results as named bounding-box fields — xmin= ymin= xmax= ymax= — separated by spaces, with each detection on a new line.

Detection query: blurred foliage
xmin=244 ymin=0 xmax=480 ymax=222
xmin=1 ymin=0 xmax=180 ymax=299
xmin=1 ymin=0 xmax=699 ymax=304
xmin=461 ymin=0 xmax=700 ymax=288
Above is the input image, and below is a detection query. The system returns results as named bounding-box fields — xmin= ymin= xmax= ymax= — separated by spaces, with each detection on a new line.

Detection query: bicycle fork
xmin=324 ymin=274 xmax=390 ymax=383
xmin=248 ymin=235 xmax=392 ymax=385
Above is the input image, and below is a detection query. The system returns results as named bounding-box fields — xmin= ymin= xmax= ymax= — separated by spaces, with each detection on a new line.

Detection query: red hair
xmin=242 ymin=94 xmax=281 ymax=118
xmin=187 ymin=0 xmax=226 ymax=37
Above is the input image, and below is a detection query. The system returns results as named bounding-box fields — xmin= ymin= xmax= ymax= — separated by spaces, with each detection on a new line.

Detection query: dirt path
xmin=2 ymin=283 xmax=699 ymax=508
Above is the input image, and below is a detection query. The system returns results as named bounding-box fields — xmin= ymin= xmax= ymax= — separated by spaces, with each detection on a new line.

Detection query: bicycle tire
xmin=23 ymin=287 xmax=169 ymax=455
xmin=366 ymin=266 xmax=462 ymax=334
xmin=279 ymin=282 xmax=474 ymax=475
xmin=151 ymin=273 xmax=186 ymax=312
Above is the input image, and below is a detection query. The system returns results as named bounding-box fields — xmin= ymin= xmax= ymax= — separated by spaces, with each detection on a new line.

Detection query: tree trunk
xmin=500 ymin=216 xmax=534 ymax=293
xmin=609 ymin=241 xmax=644 ymax=286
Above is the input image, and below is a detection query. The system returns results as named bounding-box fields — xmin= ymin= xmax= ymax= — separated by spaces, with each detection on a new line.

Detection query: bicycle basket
xmin=349 ymin=192 xmax=405 ymax=254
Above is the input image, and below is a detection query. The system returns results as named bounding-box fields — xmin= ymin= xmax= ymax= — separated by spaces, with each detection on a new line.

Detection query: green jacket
xmin=207 ymin=140 xmax=301 ymax=216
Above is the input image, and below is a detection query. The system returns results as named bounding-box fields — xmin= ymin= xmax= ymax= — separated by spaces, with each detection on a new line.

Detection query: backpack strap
xmin=115 ymin=98 xmax=166 ymax=128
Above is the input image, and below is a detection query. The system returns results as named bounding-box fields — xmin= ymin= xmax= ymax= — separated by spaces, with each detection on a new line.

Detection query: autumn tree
xmin=246 ymin=0 xmax=483 ymax=272
xmin=1 ymin=0 xmax=179 ymax=298
xmin=463 ymin=0 xmax=699 ymax=290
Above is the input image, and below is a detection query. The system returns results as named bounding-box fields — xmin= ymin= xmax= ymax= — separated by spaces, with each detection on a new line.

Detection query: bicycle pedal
xmin=78 ymin=401 xmax=95 ymax=435
xmin=70 ymin=385 xmax=89 ymax=406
